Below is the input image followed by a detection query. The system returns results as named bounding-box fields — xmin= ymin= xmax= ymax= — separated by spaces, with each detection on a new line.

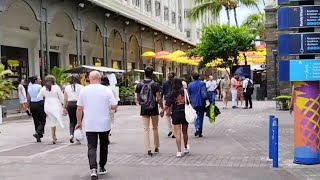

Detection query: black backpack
xmin=139 ymin=80 xmax=156 ymax=110
xmin=246 ymin=80 xmax=254 ymax=95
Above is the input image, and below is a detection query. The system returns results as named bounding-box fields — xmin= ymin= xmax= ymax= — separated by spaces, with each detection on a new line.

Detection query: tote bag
xmin=184 ymin=89 xmax=197 ymax=124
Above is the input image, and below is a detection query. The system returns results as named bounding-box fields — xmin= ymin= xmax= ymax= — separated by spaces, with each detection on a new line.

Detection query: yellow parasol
xmin=141 ymin=51 xmax=156 ymax=58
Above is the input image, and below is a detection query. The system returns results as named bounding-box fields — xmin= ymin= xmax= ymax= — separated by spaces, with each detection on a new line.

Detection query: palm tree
xmin=232 ymin=0 xmax=260 ymax=26
xmin=242 ymin=12 xmax=266 ymax=40
xmin=188 ymin=0 xmax=235 ymax=24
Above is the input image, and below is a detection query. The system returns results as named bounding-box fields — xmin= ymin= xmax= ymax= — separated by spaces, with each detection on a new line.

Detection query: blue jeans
xmin=208 ymin=91 xmax=216 ymax=105
xmin=194 ymin=106 xmax=205 ymax=135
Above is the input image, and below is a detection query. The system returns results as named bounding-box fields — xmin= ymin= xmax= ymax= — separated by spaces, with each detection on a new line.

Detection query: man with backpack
xmin=243 ymin=75 xmax=254 ymax=109
xmin=135 ymin=66 xmax=163 ymax=156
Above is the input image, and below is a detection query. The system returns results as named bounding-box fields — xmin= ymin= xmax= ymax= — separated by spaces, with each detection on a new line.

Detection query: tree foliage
xmin=243 ymin=12 xmax=266 ymax=39
xmin=188 ymin=0 xmax=259 ymax=26
xmin=189 ymin=25 xmax=256 ymax=69
xmin=50 ymin=66 xmax=68 ymax=86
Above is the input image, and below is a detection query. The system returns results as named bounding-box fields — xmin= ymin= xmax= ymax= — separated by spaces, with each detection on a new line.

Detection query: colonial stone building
xmin=265 ymin=3 xmax=291 ymax=99
xmin=0 ymin=0 xmax=217 ymax=80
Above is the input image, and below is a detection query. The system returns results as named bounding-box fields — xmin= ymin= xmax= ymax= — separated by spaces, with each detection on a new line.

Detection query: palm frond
xmin=188 ymin=0 xmax=223 ymax=22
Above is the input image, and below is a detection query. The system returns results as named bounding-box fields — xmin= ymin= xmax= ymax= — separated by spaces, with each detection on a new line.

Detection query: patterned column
xmin=293 ymin=81 xmax=320 ymax=164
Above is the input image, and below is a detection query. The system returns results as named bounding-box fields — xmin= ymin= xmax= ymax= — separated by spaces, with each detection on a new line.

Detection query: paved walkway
xmin=0 ymin=101 xmax=319 ymax=180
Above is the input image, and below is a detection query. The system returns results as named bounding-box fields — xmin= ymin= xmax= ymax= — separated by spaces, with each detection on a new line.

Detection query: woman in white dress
xmin=37 ymin=75 xmax=64 ymax=144
xmin=18 ymin=78 xmax=30 ymax=115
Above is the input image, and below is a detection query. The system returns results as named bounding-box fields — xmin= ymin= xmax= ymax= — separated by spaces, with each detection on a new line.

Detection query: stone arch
xmin=82 ymin=17 xmax=104 ymax=37
xmin=48 ymin=6 xmax=77 ymax=30
xmin=0 ymin=0 xmax=41 ymax=78
xmin=3 ymin=0 xmax=40 ymax=20
xmin=128 ymin=35 xmax=140 ymax=70
xmin=108 ymin=28 xmax=124 ymax=42
xmin=83 ymin=21 xmax=104 ymax=66
xmin=49 ymin=12 xmax=77 ymax=68
xmin=108 ymin=29 xmax=124 ymax=69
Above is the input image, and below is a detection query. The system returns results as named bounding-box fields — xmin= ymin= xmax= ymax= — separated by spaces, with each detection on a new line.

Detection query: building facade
xmin=0 ymin=0 xmax=217 ymax=110
xmin=0 ymin=0 xmax=217 ymax=81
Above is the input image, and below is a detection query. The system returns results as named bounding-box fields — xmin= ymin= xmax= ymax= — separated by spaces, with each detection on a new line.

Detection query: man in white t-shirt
xmin=76 ymin=71 xmax=118 ymax=179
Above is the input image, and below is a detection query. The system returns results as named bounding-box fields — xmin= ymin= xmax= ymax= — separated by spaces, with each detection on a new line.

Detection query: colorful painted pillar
xmin=293 ymin=81 xmax=320 ymax=164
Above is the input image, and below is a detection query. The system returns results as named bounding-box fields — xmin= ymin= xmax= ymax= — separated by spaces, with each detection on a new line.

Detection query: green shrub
xmin=276 ymin=95 xmax=291 ymax=111
xmin=0 ymin=64 xmax=15 ymax=104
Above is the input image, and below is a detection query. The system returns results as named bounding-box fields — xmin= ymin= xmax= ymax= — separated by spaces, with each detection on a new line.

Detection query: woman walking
xmin=160 ymin=78 xmax=190 ymax=157
xmin=37 ymin=75 xmax=64 ymax=144
xmin=63 ymin=74 xmax=83 ymax=143
xmin=237 ymin=78 xmax=244 ymax=108
xmin=28 ymin=76 xmax=46 ymax=142
xmin=18 ymin=78 xmax=31 ymax=116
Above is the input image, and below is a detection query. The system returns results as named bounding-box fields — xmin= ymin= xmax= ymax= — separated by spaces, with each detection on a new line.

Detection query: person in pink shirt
xmin=230 ymin=74 xmax=240 ymax=109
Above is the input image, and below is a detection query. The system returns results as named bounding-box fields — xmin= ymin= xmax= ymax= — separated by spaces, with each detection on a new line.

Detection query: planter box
xmin=276 ymin=99 xmax=290 ymax=111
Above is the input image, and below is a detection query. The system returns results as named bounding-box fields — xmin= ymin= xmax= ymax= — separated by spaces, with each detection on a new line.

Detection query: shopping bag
xmin=206 ymin=105 xmax=221 ymax=123
xmin=184 ymin=89 xmax=196 ymax=124
xmin=74 ymin=129 xmax=87 ymax=145
xmin=209 ymin=105 xmax=216 ymax=123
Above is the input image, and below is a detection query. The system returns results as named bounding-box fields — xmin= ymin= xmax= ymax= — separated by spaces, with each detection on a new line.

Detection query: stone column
xmin=141 ymin=0 xmax=145 ymax=14
xmin=168 ymin=1 xmax=172 ymax=26
xmin=160 ymin=0 xmax=164 ymax=22
xmin=128 ymin=0 xmax=132 ymax=6
xmin=151 ymin=0 xmax=156 ymax=17
xmin=266 ymin=7 xmax=284 ymax=99
xmin=266 ymin=6 xmax=291 ymax=99
xmin=175 ymin=0 xmax=179 ymax=29
xmin=180 ymin=0 xmax=184 ymax=33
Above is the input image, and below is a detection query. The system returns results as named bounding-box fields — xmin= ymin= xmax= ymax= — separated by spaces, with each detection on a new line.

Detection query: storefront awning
xmin=65 ymin=65 xmax=125 ymax=73
xmin=132 ymin=69 xmax=163 ymax=75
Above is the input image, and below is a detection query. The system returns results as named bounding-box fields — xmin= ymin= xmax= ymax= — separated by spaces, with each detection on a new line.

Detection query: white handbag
xmin=184 ymin=89 xmax=197 ymax=124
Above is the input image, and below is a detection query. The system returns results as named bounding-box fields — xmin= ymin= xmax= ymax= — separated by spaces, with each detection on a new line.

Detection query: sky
xmin=219 ymin=0 xmax=265 ymax=25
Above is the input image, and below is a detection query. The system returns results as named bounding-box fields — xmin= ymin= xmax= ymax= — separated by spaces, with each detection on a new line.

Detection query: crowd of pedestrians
xmin=18 ymin=66 xmax=254 ymax=180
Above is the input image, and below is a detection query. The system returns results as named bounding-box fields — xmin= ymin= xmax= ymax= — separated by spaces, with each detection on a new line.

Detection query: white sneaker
xmin=176 ymin=152 xmax=182 ymax=157
xmin=99 ymin=167 xmax=107 ymax=175
xmin=91 ymin=169 xmax=98 ymax=180
xmin=184 ymin=144 xmax=190 ymax=154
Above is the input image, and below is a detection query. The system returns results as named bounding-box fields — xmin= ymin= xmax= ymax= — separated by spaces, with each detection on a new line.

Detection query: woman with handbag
xmin=37 ymin=75 xmax=64 ymax=144
xmin=160 ymin=78 xmax=190 ymax=157
xmin=63 ymin=74 xmax=83 ymax=143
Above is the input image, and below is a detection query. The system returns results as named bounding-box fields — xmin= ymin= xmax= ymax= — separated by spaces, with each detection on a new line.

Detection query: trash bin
xmin=256 ymin=87 xmax=265 ymax=101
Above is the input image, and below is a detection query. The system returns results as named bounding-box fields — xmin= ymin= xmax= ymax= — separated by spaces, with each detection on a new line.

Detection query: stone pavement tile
xmin=0 ymin=163 xmax=300 ymax=180
xmin=0 ymin=102 xmax=317 ymax=179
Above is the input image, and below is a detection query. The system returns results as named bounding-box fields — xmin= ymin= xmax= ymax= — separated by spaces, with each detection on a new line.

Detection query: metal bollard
xmin=269 ymin=115 xmax=275 ymax=159
xmin=272 ymin=117 xmax=279 ymax=168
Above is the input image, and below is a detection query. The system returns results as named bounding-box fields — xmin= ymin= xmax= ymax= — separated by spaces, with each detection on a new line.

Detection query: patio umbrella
xmin=156 ymin=51 xmax=169 ymax=56
xmin=159 ymin=54 xmax=172 ymax=60
xmin=155 ymin=51 xmax=170 ymax=60
xmin=141 ymin=51 xmax=156 ymax=58
xmin=171 ymin=50 xmax=186 ymax=57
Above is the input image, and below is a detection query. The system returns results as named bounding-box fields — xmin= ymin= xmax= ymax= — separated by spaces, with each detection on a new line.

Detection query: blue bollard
xmin=269 ymin=115 xmax=275 ymax=160
xmin=272 ymin=117 xmax=279 ymax=168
